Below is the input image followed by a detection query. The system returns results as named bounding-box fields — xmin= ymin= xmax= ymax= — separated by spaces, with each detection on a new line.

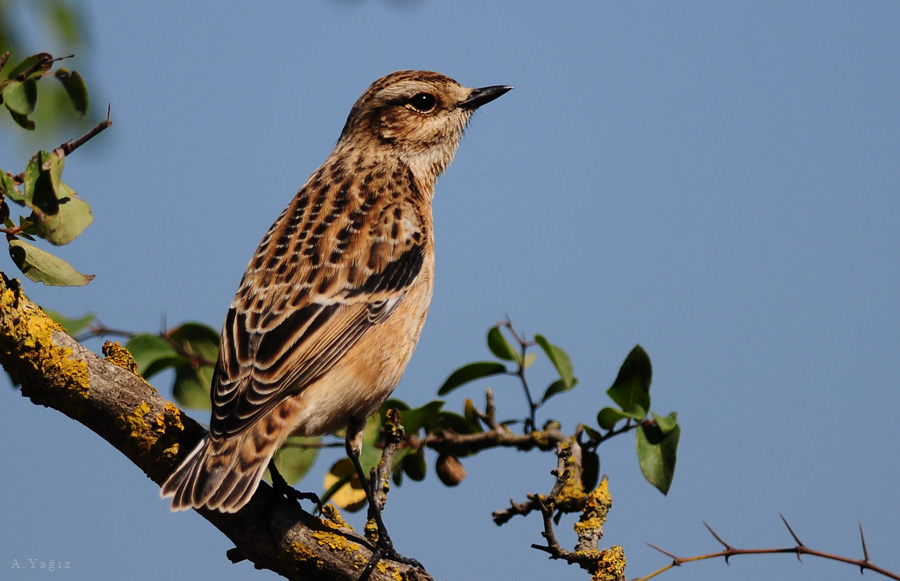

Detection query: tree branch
xmin=636 ymin=519 xmax=900 ymax=581
xmin=0 ymin=274 xmax=432 ymax=581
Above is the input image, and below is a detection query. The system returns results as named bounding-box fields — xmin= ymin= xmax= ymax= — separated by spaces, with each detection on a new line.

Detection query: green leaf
xmin=15 ymin=215 xmax=36 ymax=238
xmin=396 ymin=400 xmax=444 ymax=435
xmin=8 ymin=110 xmax=35 ymax=130
xmin=437 ymin=361 xmax=507 ymax=395
xmin=463 ymin=398 xmax=479 ymax=425
xmin=636 ymin=412 xmax=680 ymax=495
xmin=534 ymin=334 xmax=576 ymax=388
xmin=654 ymin=410 xmax=679 ymax=434
xmin=606 ymin=345 xmax=652 ymax=420
xmin=582 ymin=425 xmax=602 ymax=442
xmin=2 ymin=79 xmax=38 ymax=116
xmin=358 ymin=413 xmax=384 ymax=472
xmin=125 ymin=333 xmax=183 ymax=377
xmin=272 ymin=436 xmax=320 ymax=484
xmin=43 ymin=309 xmax=95 ymax=335
xmin=487 ymin=325 xmax=518 ymax=362
xmin=48 ymin=150 xmax=65 ymax=195
xmin=32 ymin=181 xmax=92 ymax=245
xmin=541 ymin=376 xmax=579 ymax=403
xmin=173 ymin=361 xmax=214 ymax=409
xmin=433 ymin=411 xmax=483 ymax=440
xmin=55 ymin=69 xmax=88 ymax=115
xmin=168 ymin=322 xmax=220 ymax=363
xmin=149 ymin=323 xmax=221 ymax=410
xmin=0 ymin=167 xmax=23 ymax=203
xmin=5 ymin=53 xmax=54 ymax=79
xmin=402 ymin=448 xmax=427 ymax=481
xmin=380 ymin=398 xmax=410 ymax=414
xmin=597 ymin=406 xmax=629 ymax=429
xmin=522 ymin=352 xmax=537 ymax=369
xmin=8 ymin=238 xmax=94 ymax=286
xmin=461 ymin=398 xmax=485 ymax=434
xmin=23 ymin=151 xmax=60 ymax=217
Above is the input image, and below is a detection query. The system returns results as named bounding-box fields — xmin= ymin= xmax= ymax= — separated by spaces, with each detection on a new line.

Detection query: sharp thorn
xmin=859 ymin=520 xmax=870 ymax=563
xmin=703 ymin=521 xmax=733 ymax=550
xmin=779 ymin=512 xmax=804 ymax=547
xmin=645 ymin=542 xmax=678 ymax=561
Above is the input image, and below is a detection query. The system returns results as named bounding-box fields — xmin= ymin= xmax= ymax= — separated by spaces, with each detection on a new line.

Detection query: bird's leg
xmin=267 ymin=458 xmax=320 ymax=506
xmin=345 ymin=417 xmax=423 ymax=576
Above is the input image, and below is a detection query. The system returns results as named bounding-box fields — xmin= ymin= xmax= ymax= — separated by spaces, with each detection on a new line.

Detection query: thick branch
xmin=0 ymin=274 xmax=431 ymax=581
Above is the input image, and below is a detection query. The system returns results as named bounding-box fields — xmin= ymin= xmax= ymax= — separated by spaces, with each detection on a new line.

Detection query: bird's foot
xmin=357 ymin=517 xmax=423 ymax=580
xmin=267 ymin=459 xmax=320 ymax=507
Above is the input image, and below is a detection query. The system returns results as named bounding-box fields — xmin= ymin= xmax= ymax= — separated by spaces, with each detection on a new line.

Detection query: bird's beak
xmin=459 ymin=85 xmax=514 ymax=110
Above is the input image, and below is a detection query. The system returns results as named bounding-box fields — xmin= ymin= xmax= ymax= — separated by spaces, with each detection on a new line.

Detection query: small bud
xmin=436 ymin=454 xmax=466 ymax=487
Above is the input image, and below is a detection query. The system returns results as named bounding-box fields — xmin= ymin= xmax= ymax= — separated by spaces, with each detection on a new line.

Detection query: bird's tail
xmin=160 ymin=433 xmax=272 ymax=513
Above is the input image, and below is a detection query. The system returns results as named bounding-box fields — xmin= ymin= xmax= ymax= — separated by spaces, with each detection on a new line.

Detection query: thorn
xmin=703 ymin=521 xmax=734 ymax=550
xmin=779 ymin=513 xmax=804 ymax=562
xmin=645 ymin=542 xmax=679 ymax=562
xmin=859 ymin=521 xmax=870 ymax=564
xmin=779 ymin=513 xmax=804 ymax=545
xmin=531 ymin=543 xmax=553 ymax=555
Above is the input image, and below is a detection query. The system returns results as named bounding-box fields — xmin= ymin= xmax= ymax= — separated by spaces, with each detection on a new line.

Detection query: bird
xmin=160 ymin=70 xmax=511 ymax=557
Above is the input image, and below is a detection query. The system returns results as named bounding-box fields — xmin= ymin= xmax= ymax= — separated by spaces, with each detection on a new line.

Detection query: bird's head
xmin=337 ymin=70 xmax=512 ymax=182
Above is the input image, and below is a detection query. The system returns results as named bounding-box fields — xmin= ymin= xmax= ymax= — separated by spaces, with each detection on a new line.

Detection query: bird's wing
xmin=209 ymin=170 xmax=427 ymax=439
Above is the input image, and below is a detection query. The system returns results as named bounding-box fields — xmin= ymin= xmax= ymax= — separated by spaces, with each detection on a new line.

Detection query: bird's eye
xmin=407 ymin=93 xmax=437 ymax=113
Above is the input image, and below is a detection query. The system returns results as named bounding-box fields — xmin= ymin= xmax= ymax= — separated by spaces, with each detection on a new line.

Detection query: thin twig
xmin=637 ymin=520 xmax=900 ymax=581
xmin=6 ymin=107 xmax=113 ymax=185
xmin=500 ymin=318 xmax=538 ymax=431
xmin=58 ymin=105 xmax=113 ymax=157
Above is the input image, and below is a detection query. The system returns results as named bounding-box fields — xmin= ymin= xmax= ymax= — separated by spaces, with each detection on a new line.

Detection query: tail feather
xmin=160 ymin=435 xmax=272 ymax=513
xmin=161 ymin=399 xmax=305 ymax=512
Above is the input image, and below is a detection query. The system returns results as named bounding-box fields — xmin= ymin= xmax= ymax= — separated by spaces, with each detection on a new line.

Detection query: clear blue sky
xmin=2 ymin=2 xmax=898 ymax=580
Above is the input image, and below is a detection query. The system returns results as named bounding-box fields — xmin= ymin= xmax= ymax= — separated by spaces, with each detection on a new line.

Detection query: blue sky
xmin=2 ymin=2 xmax=899 ymax=580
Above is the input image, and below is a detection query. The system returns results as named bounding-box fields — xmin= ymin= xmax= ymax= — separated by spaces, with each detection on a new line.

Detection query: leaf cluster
xmin=117 ymin=317 xmax=680 ymax=511
xmin=441 ymin=324 xmax=680 ymax=495
xmin=0 ymin=51 xmax=98 ymax=286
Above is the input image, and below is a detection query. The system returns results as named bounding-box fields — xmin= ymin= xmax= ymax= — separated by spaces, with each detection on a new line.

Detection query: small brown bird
xmin=160 ymin=70 xmax=510 ymax=546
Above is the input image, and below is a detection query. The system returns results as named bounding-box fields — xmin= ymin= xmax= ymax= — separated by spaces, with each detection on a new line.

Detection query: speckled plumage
xmin=161 ymin=71 xmax=511 ymax=513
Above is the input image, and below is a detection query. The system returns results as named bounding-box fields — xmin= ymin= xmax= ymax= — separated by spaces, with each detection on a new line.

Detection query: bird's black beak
xmin=459 ymin=85 xmax=514 ymax=110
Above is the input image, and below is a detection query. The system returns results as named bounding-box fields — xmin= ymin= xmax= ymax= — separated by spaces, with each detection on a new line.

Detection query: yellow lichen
xmin=321 ymin=503 xmax=352 ymax=530
xmin=311 ymin=530 xmax=368 ymax=571
xmin=558 ymin=456 xmax=586 ymax=504
xmin=0 ymin=279 xmax=90 ymax=416
xmin=531 ymin=430 xmax=550 ymax=447
xmin=114 ymin=400 xmax=186 ymax=481
xmin=364 ymin=518 xmax=379 ymax=543
xmin=312 ymin=530 xmax=362 ymax=554
xmin=581 ymin=545 xmax=626 ymax=581
xmin=102 ymin=340 xmax=141 ymax=376
xmin=117 ymin=402 xmax=155 ymax=450
xmin=375 ymin=559 xmax=404 ymax=580
xmin=574 ymin=517 xmax=603 ymax=536
xmin=277 ymin=541 xmax=325 ymax=575
xmin=574 ymin=545 xmax=626 ymax=580
xmin=157 ymin=403 xmax=185 ymax=462
xmin=583 ymin=478 xmax=611 ymax=520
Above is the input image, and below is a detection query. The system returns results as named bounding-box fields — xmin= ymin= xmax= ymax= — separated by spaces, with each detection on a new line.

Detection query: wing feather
xmin=210 ymin=167 xmax=426 ymax=439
